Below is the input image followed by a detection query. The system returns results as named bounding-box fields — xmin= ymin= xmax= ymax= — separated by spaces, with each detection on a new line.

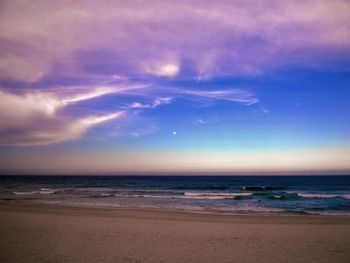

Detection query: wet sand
xmin=1 ymin=203 xmax=350 ymax=263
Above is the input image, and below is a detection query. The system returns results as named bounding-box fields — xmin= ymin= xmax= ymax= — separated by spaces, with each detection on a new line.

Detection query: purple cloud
xmin=0 ymin=0 xmax=349 ymax=82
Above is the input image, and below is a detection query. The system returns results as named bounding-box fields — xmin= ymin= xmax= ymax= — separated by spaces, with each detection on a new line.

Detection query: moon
xmin=172 ymin=131 xmax=177 ymax=135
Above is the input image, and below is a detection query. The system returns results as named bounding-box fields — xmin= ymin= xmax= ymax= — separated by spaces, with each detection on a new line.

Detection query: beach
xmin=1 ymin=203 xmax=349 ymax=263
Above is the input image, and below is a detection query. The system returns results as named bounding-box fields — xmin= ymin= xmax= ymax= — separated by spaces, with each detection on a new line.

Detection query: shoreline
xmin=1 ymin=201 xmax=350 ymax=224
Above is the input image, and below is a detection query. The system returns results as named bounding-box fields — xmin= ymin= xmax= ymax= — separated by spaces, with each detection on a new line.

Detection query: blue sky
xmin=0 ymin=1 xmax=349 ymax=174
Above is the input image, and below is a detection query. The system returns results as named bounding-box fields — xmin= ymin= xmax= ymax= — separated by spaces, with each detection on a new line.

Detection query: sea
xmin=1 ymin=176 xmax=350 ymax=216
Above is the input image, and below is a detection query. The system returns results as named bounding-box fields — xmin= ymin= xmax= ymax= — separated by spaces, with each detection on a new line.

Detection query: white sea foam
xmin=184 ymin=192 xmax=252 ymax=196
xmin=272 ymin=195 xmax=283 ymax=199
xmin=39 ymin=188 xmax=57 ymax=194
xmin=297 ymin=193 xmax=344 ymax=199
xmin=13 ymin=188 xmax=57 ymax=195
xmin=182 ymin=195 xmax=237 ymax=200
xmin=114 ymin=194 xmax=145 ymax=198
xmin=298 ymin=193 xmax=335 ymax=198
xmin=181 ymin=192 xmax=253 ymax=200
xmin=13 ymin=191 xmax=38 ymax=195
xmin=184 ymin=192 xmax=252 ymax=197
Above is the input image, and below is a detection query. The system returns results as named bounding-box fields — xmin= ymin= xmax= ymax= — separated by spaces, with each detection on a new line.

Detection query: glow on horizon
xmin=1 ymin=147 xmax=349 ymax=175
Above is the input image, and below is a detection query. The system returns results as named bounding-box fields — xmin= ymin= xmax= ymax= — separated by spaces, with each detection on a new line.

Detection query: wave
xmin=271 ymin=195 xmax=285 ymax=200
xmin=266 ymin=192 xmax=299 ymax=200
xmin=113 ymin=193 xmax=181 ymax=199
xmin=13 ymin=191 xmax=38 ymax=195
xmin=174 ymin=185 xmax=229 ymax=190
xmin=13 ymin=188 xmax=57 ymax=195
xmin=184 ymin=192 xmax=252 ymax=197
xmin=111 ymin=192 xmax=252 ymax=200
xmin=39 ymin=188 xmax=57 ymax=194
xmin=298 ymin=193 xmax=337 ymax=198
xmin=297 ymin=193 xmax=350 ymax=199
xmin=181 ymin=192 xmax=252 ymax=200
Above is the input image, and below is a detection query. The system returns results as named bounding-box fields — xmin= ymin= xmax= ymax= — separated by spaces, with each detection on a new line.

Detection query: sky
xmin=0 ymin=0 xmax=350 ymax=175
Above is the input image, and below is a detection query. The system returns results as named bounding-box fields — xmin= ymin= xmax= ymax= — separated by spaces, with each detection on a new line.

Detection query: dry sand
xmin=1 ymin=203 xmax=350 ymax=263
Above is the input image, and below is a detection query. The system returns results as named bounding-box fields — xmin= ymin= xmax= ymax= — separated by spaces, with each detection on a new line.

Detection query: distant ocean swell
xmin=10 ymin=189 xmax=350 ymax=201
xmin=1 ymin=176 xmax=350 ymax=215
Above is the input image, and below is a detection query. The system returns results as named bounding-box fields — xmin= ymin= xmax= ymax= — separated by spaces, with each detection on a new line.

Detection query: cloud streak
xmin=0 ymin=112 xmax=124 ymax=146
xmin=0 ymin=88 xmax=126 ymax=146
xmin=127 ymin=97 xmax=173 ymax=109
xmin=184 ymin=89 xmax=258 ymax=105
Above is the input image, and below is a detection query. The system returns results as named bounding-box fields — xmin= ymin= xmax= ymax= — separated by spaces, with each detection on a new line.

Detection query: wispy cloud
xmin=126 ymin=97 xmax=173 ymax=109
xmin=261 ymin=107 xmax=270 ymax=114
xmin=194 ymin=118 xmax=220 ymax=126
xmin=61 ymin=87 xmax=117 ymax=105
xmin=183 ymin=88 xmax=258 ymax=105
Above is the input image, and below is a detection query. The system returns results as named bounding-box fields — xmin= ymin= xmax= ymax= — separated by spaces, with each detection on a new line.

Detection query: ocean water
xmin=1 ymin=176 xmax=350 ymax=215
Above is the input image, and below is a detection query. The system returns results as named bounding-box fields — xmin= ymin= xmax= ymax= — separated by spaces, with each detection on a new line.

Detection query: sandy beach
xmin=0 ymin=203 xmax=349 ymax=263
